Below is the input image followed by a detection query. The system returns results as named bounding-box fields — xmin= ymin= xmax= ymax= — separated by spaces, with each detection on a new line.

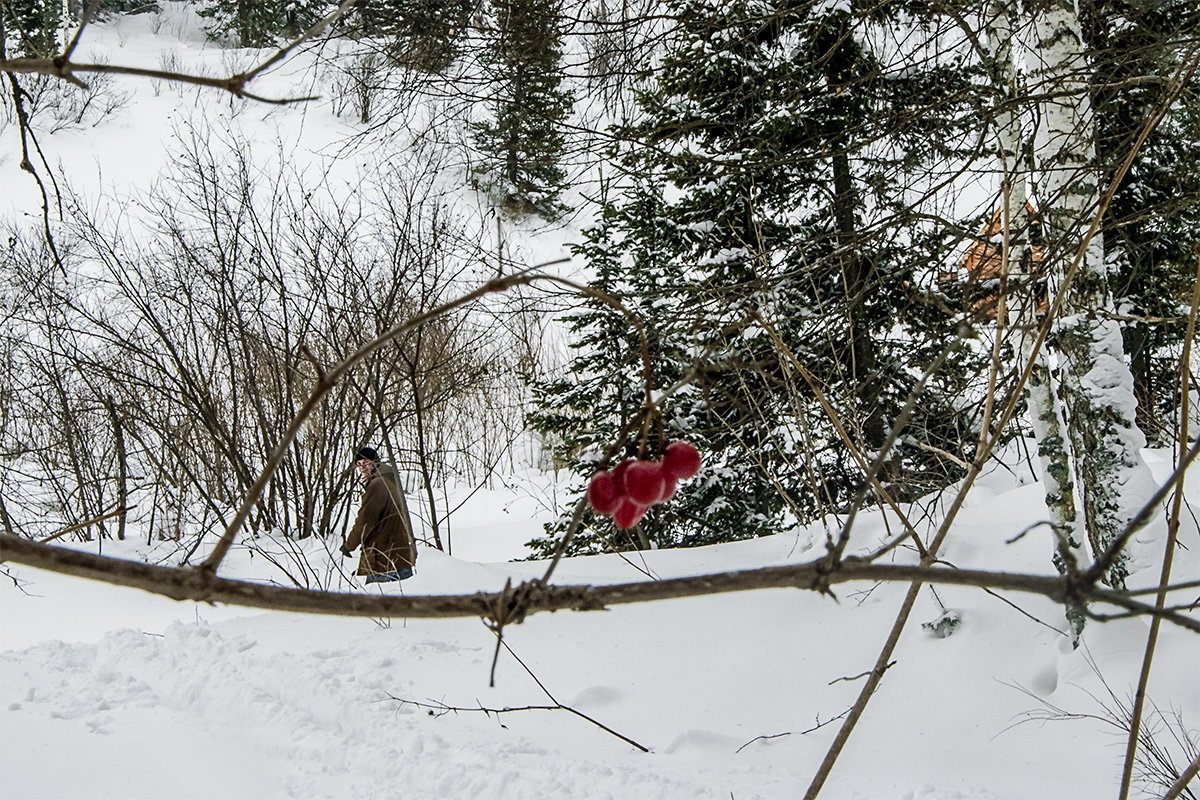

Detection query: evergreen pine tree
xmin=1084 ymin=0 xmax=1200 ymax=442
xmin=4 ymin=0 xmax=62 ymax=58
xmin=471 ymin=0 xmax=572 ymax=217
xmin=349 ymin=0 xmax=469 ymax=71
xmin=529 ymin=0 xmax=987 ymax=557
xmin=198 ymin=0 xmax=323 ymax=47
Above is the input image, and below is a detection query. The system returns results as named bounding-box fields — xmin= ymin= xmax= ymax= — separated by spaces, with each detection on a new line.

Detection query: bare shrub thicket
xmin=0 ymin=128 xmax=536 ymax=551
xmin=1 ymin=67 xmax=130 ymax=131
xmin=569 ymin=0 xmax=671 ymax=121
xmin=313 ymin=0 xmax=675 ymax=201
xmin=3 ymin=1 xmax=1198 ymax=796
xmin=328 ymin=50 xmax=386 ymax=122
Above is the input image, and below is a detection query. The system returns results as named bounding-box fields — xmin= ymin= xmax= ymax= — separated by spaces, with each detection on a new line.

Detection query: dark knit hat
xmin=355 ymin=446 xmax=380 ymax=463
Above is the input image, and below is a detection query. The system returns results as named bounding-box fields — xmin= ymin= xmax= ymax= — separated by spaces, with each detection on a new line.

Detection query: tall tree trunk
xmin=1030 ymin=0 xmax=1157 ymax=589
xmin=988 ymin=0 xmax=1085 ymax=641
xmin=0 ymin=494 xmax=15 ymax=537
xmin=104 ymin=396 xmax=127 ymax=541
xmin=1125 ymin=320 xmax=1157 ymax=439
xmin=405 ymin=332 xmax=444 ymax=552
xmin=822 ymin=14 xmax=886 ymax=468
xmin=506 ymin=66 xmax=524 ymax=187
xmin=831 ymin=150 xmax=882 ymax=451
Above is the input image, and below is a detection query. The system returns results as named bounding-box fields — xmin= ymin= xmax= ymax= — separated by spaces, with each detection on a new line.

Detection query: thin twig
xmin=3 ymin=68 xmax=66 ymax=274
xmin=60 ymin=0 xmax=101 ymax=68
xmin=394 ymin=639 xmax=654 ymax=755
xmin=830 ymin=331 xmax=965 ymax=564
xmin=1006 ymin=520 xmax=1054 ymax=545
xmin=903 ymin=438 xmax=971 ymax=470
xmin=36 ymin=505 xmax=133 ymax=544
xmin=829 ymin=663 xmax=896 ymax=685
xmin=239 ymin=0 xmax=358 ymax=84
xmin=756 ymin=314 xmax=927 ymax=559
xmin=736 ymin=708 xmax=851 ymax=753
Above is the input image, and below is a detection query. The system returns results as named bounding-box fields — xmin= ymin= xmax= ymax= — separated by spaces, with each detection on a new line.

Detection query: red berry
xmin=612 ymin=458 xmax=637 ymax=494
xmin=625 ymin=461 xmax=666 ymax=505
xmin=663 ymin=441 xmax=701 ymax=480
xmin=657 ymin=475 xmax=678 ymax=504
xmin=587 ymin=471 xmax=619 ymax=515
xmin=613 ymin=497 xmax=647 ymax=529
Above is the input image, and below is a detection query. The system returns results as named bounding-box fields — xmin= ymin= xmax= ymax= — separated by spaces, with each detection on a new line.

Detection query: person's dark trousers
xmin=366 ymin=567 xmax=414 ymax=584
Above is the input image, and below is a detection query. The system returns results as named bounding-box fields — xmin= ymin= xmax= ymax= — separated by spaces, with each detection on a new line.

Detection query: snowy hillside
xmin=3 ymin=4 xmax=1199 ymax=800
xmin=3 ymin=445 xmax=1198 ymax=799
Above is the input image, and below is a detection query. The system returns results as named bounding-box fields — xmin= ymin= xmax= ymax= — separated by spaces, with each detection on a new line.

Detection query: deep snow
xmin=2 ymin=448 xmax=1198 ymax=799
xmin=2 ymin=7 xmax=1198 ymax=799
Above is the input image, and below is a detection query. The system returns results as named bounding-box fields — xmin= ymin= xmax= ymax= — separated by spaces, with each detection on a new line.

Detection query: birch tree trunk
xmin=989 ymin=0 xmax=1085 ymax=641
xmin=1029 ymin=0 xmax=1157 ymax=589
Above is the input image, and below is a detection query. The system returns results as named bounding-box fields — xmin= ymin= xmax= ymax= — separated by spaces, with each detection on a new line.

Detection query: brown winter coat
xmin=345 ymin=474 xmax=417 ymax=576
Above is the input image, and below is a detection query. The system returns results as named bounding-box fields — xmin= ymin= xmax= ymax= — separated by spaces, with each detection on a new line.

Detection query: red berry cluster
xmin=587 ymin=441 xmax=702 ymax=529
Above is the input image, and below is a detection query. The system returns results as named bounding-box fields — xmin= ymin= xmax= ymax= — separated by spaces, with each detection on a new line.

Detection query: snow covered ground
xmin=3 ymin=447 xmax=1198 ymax=799
xmin=2 ymin=8 xmax=1198 ymax=799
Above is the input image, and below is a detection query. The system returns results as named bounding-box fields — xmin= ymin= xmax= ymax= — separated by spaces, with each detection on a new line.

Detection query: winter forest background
xmin=1 ymin=0 xmax=1198 ymax=797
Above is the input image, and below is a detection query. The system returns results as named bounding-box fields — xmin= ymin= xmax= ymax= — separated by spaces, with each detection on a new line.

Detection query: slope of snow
xmin=2 ymin=9 xmax=1198 ymax=800
xmin=2 ymin=447 xmax=1197 ymax=800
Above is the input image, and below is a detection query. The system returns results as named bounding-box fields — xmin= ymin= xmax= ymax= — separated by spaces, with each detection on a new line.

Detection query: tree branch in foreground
xmin=2 ymin=533 xmax=1196 ymax=634
xmin=0 ymin=0 xmax=358 ymax=104
xmin=1118 ymin=252 xmax=1200 ymax=800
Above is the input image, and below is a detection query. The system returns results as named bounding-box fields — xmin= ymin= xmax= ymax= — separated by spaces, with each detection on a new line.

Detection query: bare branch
xmin=755 ymin=314 xmax=927 ymax=559
xmin=392 ymin=695 xmax=651 ymax=752
xmin=61 ymin=0 xmax=101 ymax=67
xmin=829 ymin=662 xmax=896 ymax=685
xmin=736 ymin=708 xmax=851 ymax=753
xmin=36 ymin=505 xmax=133 ymax=544
xmin=0 ymin=0 xmax=360 ymax=103
xmin=3 ymin=533 xmax=1197 ymax=633
xmin=1162 ymin=750 xmax=1200 ymax=800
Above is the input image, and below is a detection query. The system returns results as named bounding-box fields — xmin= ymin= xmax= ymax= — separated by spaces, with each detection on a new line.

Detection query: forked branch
xmin=0 ymin=0 xmax=359 ymax=104
xmin=3 ymin=532 xmax=1198 ymax=633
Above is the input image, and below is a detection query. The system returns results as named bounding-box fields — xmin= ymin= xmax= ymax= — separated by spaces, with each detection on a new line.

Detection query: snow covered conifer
xmin=196 ymin=0 xmax=324 ymax=46
xmin=471 ymin=0 xmax=573 ymax=217
xmin=350 ymin=0 xmax=470 ymax=70
xmin=530 ymin=0 xmax=987 ymax=556
xmin=4 ymin=0 xmax=62 ymax=57
xmin=1083 ymin=0 xmax=1200 ymax=442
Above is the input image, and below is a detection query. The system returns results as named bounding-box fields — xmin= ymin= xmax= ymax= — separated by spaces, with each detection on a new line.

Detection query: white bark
xmin=1029 ymin=0 xmax=1157 ymax=588
xmin=989 ymin=0 xmax=1084 ymax=641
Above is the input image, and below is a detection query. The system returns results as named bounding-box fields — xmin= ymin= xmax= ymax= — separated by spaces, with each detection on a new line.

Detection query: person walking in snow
xmin=340 ymin=447 xmax=417 ymax=584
